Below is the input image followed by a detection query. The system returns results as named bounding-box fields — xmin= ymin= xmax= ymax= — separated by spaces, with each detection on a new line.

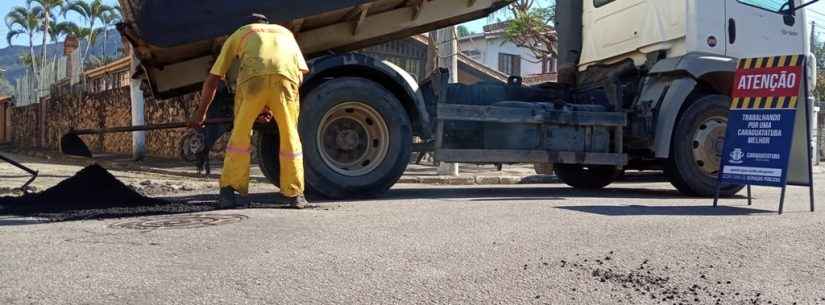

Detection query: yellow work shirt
xmin=210 ymin=23 xmax=309 ymax=85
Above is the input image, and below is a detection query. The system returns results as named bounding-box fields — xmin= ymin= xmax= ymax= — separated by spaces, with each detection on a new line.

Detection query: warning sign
xmin=719 ymin=55 xmax=804 ymax=187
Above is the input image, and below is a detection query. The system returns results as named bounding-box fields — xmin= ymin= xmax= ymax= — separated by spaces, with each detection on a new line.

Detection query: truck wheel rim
xmin=317 ymin=102 xmax=390 ymax=177
xmin=691 ymin=116 xmax=727 ymax=176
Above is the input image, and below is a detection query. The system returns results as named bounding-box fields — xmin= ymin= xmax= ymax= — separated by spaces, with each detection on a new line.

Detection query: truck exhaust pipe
xmin=555 ymin=1 xmax=583 ymax=86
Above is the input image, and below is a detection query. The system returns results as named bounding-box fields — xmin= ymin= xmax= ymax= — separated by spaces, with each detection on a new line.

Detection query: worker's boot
xmin=218 ymin=187 xmax=248 ymax=209
xmin=279 ymin=194 xmax=317 ymax=209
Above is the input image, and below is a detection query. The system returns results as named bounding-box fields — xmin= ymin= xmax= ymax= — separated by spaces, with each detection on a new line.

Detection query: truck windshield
xmin=737 ymin=0 xmax=787 ymax=12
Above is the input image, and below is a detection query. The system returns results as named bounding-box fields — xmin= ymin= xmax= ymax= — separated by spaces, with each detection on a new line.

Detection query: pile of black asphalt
xmin=0 ymin=164 xmax=216 ymax=221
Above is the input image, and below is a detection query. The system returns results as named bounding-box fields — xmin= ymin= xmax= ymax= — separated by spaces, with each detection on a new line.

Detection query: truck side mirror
xmin=783 ymin=14 xmax=796 ymax=26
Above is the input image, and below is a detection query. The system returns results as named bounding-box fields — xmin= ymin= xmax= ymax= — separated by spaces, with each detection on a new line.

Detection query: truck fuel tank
xmin=482 ymin=101 xmax=612 ymax=153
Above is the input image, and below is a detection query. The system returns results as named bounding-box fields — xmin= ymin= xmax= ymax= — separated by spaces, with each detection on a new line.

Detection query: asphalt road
xmin=2 ymin=178 xmax=825 ymax=305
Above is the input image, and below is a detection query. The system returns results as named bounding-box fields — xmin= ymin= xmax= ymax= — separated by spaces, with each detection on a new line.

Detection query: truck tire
xmin=554 ymin=164 xmax=622 ymax=189
xmin=665 ymin=94 xmax=744 ymax=197
xmin=256 ymin=128 xmax=283 ymax=189
xmin=258 ymin=77 xmax=412 ymax=199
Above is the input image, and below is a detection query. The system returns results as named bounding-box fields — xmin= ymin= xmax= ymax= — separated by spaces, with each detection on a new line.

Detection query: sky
xmin=1 ymin=0 xmax=120 ymax=49
xmin=3 ymin=0 xmax=497 ymax=49
xmin=4 ymin=0 xmax=825 ymax=49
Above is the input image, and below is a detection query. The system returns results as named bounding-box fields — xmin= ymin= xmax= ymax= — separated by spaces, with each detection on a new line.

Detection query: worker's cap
xmin=248 ymin=13 xmax=269 ymax=24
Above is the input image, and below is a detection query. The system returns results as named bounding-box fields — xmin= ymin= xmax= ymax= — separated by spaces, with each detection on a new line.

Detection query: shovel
xmin=0 ymin=153 xmax=39 ymax=193
xmin=60 ymin=118 xmax=234 ymax=158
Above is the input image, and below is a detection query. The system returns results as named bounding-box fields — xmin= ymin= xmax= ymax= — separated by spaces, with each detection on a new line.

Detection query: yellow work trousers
xmin=220 ymin=75 xmax=304 ymax=197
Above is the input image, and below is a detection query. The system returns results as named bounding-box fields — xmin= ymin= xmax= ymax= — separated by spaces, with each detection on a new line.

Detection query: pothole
xmin=110 ymin=214 xmax=248 ymax=230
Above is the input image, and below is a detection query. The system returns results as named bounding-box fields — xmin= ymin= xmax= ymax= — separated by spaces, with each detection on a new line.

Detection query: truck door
xmin=725 ymin=0 xmax=807 ymax=58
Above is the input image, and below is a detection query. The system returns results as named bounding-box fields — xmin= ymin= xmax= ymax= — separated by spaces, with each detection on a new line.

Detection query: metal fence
xmin=14 ymin=54 xmax=81 ymax=106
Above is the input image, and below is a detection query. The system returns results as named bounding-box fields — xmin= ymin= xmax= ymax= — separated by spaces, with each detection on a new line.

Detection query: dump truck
xmin=117 ymin=0 xmax=816 ymax=199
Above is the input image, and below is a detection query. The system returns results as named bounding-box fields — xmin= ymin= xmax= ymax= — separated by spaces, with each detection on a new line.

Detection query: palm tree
xmin=52 ymin=20 xmax=86 ymax=40
xmin=29 ymin=0 xmax=66 ymax=81
xmin=99 ymin=6 xmax=121 ymax=60
xmin=48 ymin=20 xmax=75 ymax=42
xmin=5 ymin=5 xmax=42 ymax=83
xmin=62 ymin=0 xmax=115 ymax=64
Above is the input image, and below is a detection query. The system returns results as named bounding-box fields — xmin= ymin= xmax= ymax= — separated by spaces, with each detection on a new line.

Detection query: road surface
xmin=1 ymin=155 xmax=824 ymax=304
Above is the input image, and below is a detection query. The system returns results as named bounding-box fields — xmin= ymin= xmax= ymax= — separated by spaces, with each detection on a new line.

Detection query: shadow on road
xmin=165 ymin=193 xmax=286 ymax=204
xmin=556 ymin=205 xmax=774 ymax=216
xmin=160 ymin=193 xmax=327 ymax=209
xmin=383 ymin=186 xmax=732 ymax=201
xmin=0 ymin=183 xmax=758 ymax=223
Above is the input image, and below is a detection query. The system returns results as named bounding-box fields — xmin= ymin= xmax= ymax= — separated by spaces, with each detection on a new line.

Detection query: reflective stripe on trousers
xmin=219 ymin=75 xmax=304 ymax=197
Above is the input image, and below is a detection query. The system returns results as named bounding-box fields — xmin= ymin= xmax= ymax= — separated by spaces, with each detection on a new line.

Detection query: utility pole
xmin=426 ymin=31 xmax=438 ymax=75
xmin=436 ymin=26 xmax=460 ymax=176
xmin=812 ymin=21 xmax=817 ymax=49
xmin=128 ymin=41 xmax=146 ymax=161
xmin=436 ymin=27 xmax=459 ymax=83
xmin=811 ymin=21 xmax=821 ymax=164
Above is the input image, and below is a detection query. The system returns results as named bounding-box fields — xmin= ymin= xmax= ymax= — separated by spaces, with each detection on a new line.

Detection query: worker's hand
xmin=256 ymin=108 xmax=274 ymax=124
xmin=188 ymin=111 xmax=207 ymax=129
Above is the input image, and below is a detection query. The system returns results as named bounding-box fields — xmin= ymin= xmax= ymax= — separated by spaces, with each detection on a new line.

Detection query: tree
xmin=29 ymin=0 xmax=66 ymax=81
xmin=457 ymin=25 xmax=473 ymax=38
xmin=0 ymin=77 xmax=13 ymax=97
xmin=502 ymin=0 xmax=557 ymax=62
xmin=0 ymin=69 xmax=12 ymax=96
xmin=99 ymin=6 xmax=122 ymax=61
xmin=51 ymin=20 xmax=84 ymax=41
xmin=813 ymin=38 xmax=825 ymax=102
xmin=48 ymin=20 xmax=76 ymax=42
xmin=18 ymin=53 xmax=40 ymax=67
xmin=62 ymin=0 xmax=116 ymax=64
xmin=5 ymin=5 xmax=42 ymax=83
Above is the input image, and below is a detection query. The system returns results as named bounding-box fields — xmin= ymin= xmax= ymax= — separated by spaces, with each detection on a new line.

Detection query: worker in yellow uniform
xmin=189 ymin=14 xmax=313 ymax=209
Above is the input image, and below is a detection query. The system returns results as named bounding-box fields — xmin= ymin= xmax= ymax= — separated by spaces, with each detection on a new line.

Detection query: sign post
xmin=713 ymin=55 xmax=815 ymax=214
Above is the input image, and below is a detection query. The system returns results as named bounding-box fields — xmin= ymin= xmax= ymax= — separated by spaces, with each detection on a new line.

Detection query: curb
xmin=7 ymin=148 xmax=553 ymax=185
xmin=397 ymin=174 xmax=559 ymax=185
xmin=12 ymin=148 xmax=825 ymax=185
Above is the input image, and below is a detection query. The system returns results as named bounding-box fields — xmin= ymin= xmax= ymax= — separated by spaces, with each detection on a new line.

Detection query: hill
xmin=0 ymin=29 xmax=123 ymax=87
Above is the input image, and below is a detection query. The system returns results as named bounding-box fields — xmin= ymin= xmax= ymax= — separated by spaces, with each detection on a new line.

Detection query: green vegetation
xmin=3 ymin=0 xmax=122 ymax=90
xmin=5 ymin=3 xmax=43 ymax=83
xmin=457 ymin=25 xmax=473 ymax=38
xmin=62 ymin=0 xmax=119 ymax=64
xmin=502 ymin=0 xmax=556 ymax=63
xmin=0 ymin=70 xmax=13 ymax=96
xmin=813 ymin=35 xmax=825 ymax=102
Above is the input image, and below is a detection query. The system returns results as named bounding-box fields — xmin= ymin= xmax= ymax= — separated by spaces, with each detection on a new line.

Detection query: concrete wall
xmin=42 ymin=88 xmax=133 ymax=155
xmin=144 ymin=93 xmax=201 ymax=159
xmin=10 ymin=104 xmax=40 ymax=148
xmin=9 ymin=86 xmax=204 ymax=159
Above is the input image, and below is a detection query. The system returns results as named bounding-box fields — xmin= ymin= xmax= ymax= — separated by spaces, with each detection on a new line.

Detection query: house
xmin=361 ymin=34 xmax=507 ymax=84
xmin=458 ymin=21 xmax=558 ymax=83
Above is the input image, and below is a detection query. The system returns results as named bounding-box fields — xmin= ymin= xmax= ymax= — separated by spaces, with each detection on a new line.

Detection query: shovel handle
xmin=66 ymin=118 xmax=233 ymax=135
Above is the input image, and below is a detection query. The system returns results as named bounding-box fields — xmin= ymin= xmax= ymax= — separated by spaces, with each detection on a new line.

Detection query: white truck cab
xmin=549 ymin=0 xmax=815 ymax=196
xmin=579 ymin=0 xmax=809 ymax=68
